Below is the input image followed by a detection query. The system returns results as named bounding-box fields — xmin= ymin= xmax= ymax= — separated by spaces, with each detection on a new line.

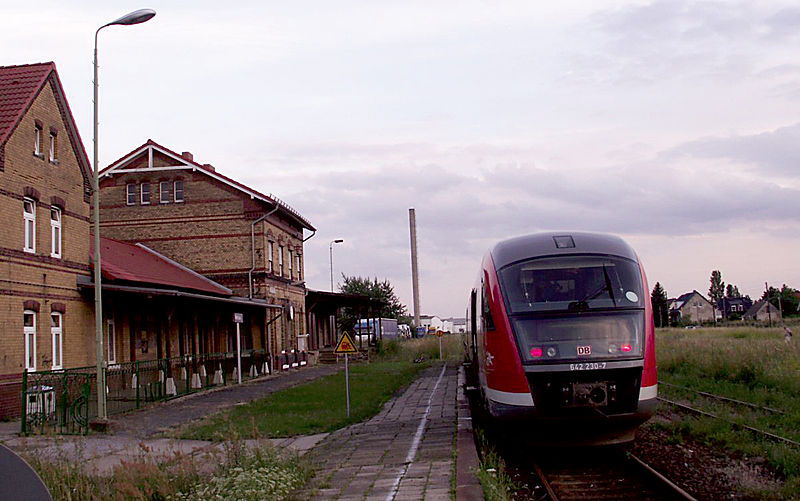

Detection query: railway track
xmin=527 ymin=447 xmax=696 ymax=501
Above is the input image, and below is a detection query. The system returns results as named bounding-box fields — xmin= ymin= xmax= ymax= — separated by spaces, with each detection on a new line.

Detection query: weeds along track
xmin=521 ymin=447 xmax=696 ymax=501
xmin=659 ymin=381 xmax=786 ymax=415
xmin=657 ymin=396 xmax=800 ymax=447
xmin=657 ymin=379 xmax=799 ymax=447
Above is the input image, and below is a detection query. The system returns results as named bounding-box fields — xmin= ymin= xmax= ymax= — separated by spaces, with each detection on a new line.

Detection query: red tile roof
xmin=94 ymin=237 xmax=232 ymax=296
xmin=0 ymin=62 xmax=54 ymax=145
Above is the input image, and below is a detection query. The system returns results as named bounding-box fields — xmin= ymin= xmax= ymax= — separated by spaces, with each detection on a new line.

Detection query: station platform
xmin=298 ymin=362 xmax=482 ymax=500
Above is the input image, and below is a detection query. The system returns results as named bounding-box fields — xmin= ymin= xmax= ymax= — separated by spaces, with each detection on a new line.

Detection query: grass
xmin=655 ymin=326 xmax=800 ymax=499
xmin=473 ymin=429 xmax=517 ymax=501
xmin=21 ymin=438 xmax=311 ymax=501
xmin=177 ymin=334 xmax=464 ymax=440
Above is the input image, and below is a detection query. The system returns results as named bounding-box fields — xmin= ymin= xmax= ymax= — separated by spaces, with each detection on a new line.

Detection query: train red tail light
xmin=530 ymin=347 xmax=543 ymax=358
xmin=621 ymin=344 xmax=632 ymax=352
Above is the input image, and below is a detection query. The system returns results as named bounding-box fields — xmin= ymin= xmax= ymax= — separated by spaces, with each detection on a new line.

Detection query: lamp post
xmin=329 ymin=239 xmax=343 ymax=292
xmin=93 ymin=8 xmax=156 ymax=423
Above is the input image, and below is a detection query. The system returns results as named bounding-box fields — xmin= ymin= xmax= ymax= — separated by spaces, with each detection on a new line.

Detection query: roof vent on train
xmin=553 ymin=235 xmax=575 ymax=249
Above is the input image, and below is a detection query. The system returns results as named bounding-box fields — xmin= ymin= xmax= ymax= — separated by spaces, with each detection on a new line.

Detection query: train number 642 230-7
xmin=570 ymin=362 xmax=607 ymax=371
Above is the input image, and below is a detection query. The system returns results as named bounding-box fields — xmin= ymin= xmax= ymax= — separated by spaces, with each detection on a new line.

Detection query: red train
xmin=466 ymin=232 xmax=657 ymax=444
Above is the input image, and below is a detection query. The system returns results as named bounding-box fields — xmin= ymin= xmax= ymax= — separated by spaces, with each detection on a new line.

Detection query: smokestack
xmin=409 ymin=208 xmax=421 ymax=333
xmin=181 ymin=151 xmax=193 ymax=162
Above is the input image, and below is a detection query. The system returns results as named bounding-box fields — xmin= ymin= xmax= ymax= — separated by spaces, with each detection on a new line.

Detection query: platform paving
xmin=296 ymin=363 xmax=472 ymax=500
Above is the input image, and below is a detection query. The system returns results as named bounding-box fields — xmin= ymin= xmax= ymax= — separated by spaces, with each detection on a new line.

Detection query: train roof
xmin=490 ymin=232 xmax=638 ymax=269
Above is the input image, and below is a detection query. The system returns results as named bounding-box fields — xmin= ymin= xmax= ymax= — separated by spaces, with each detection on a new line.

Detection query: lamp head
xmin=106 ymin=9 xmax=156 ymax=27
xmin=334 ymin=239 xmax=344 ymax=244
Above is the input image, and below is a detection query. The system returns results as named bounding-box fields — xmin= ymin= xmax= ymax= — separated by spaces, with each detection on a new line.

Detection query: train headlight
xmin=546 ymin=346 xmax=557 ymax=357
xmin=608 ymin=344 xmax=618 ymax=354
xmin=621 ymin=344 xmax=632 ymax=352
xmin=530 ymin=347 xmax=543 ymax=358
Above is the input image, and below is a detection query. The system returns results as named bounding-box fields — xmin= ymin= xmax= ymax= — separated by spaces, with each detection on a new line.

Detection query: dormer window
xmin=159 ymin=181 xmax=170 ymax=204
xmin=174 ymin=180 xmax=184 ymax=203
xmin=140 ymin=182 xmax=151 ymax=205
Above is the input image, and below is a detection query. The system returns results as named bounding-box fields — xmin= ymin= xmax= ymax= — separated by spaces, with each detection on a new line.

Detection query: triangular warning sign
xmin=334 ymin=331 xmax=358 ymax=354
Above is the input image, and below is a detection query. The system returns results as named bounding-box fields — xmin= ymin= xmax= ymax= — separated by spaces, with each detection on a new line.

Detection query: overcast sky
xmin=5 ymin=1 xmax=800 ymax=317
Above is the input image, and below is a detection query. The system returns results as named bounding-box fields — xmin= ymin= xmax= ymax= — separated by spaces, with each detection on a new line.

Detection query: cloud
xmin=664 ymin=123 xmax=800 ymax=176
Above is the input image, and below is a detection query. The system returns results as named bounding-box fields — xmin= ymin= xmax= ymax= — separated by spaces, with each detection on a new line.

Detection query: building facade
xmin=98 ymin=141 xmax=315 ymax=354
xmin=669 ymin=290 xmax=715 ymax=324
xmin=0 ymin=62 xmax=94 ymax=417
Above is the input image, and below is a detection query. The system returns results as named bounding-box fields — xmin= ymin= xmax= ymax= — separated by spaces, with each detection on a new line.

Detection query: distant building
xmin=716 ymin=297 xmax=752 ymax=319
xmin=443 ymin=317 xmax=466 ymax=334
xmin=744 ymin=300 xmax=782 ymax=323
xmin=669 ymin=290 xmax=714 ymax=324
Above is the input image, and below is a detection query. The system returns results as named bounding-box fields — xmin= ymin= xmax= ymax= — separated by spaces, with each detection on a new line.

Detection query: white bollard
xmin=165 ymin=377 xmax=177 ymax=396
xmin=191 ymin=373 xmax=202 ymax=389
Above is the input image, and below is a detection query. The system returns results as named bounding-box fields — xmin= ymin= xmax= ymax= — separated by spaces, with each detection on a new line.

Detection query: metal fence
xmin=20 ymin=349 xmax=310 ymax=435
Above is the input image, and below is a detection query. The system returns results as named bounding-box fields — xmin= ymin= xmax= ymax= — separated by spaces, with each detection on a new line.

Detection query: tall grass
xmin=21 ymin=437 xmax=311 ymax=501
xmin=376 ymin=334 xmax=466 ymax=363
xmin=656 ymin=327 xmax=800 ymax=499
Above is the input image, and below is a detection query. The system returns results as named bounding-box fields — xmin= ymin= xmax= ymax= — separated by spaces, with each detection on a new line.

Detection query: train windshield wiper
xmin=568 ymin=265 xmax=617 ymax=311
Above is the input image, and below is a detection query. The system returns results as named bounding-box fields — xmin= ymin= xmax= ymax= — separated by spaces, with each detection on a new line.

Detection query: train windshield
xmin=497 ymin=255 xmax=644 ymax=314
xmin=497 ymin=255 xmax=645 ymax=363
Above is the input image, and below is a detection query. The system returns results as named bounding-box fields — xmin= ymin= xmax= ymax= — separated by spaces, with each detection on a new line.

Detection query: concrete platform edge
xmin=456 ymin=365 xmax=483 ymax=501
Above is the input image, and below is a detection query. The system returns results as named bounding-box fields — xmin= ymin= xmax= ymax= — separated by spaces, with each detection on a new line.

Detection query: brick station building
xmin=0 ymin=62 xmax=95 ymax=416
xmin=98 ymin=140 xmax=316 ymax=355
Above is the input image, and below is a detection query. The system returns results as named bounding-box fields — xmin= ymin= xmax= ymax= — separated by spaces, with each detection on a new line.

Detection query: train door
xmin=470 ymin=289 xmax=478 ymax=364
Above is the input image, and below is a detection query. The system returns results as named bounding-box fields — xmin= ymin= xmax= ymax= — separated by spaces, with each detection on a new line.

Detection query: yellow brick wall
xmin=0 ymin=79 xmax=94 ymax=376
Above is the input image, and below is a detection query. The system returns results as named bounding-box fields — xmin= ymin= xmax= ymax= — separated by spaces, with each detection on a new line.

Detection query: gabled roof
xmin=100 ymin=139 xmax=315 ymax=231
xmin=744 ymin=300 xmax=780 ymax=318
xmin=94 ymin=237 xmax=232 ymax=296
xmin=0 ymin=62 xmax=91 ymax=180
xmin=671 ymin=290 xmax=711 ymax=310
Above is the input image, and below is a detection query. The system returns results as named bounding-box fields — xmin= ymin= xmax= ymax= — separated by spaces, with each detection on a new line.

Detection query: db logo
xmin=577 ymin=345 xmax=592 ymax=356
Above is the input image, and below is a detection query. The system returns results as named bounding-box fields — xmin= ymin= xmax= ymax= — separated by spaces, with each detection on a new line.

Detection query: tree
xmin=709 ymin=270 xmax=725 ymax=310
xmin=725 ymin=284 xmax=741 ymax=298
xmin=650 ymin=282 xmax=669 ymax=328
xmin=338 ymin=275 xmax=409 ymax=332
xmin=760 ymin=284 xmax=800 ymax=317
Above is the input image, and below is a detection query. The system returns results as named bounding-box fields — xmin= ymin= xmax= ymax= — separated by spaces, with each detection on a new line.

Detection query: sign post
xmin=436 ymin=330 xmax=443 ymax=360
xmin=334 ymin=331 xmax=358 ymax=417
xmin=233 ymin=313 xmax=243 ymax=384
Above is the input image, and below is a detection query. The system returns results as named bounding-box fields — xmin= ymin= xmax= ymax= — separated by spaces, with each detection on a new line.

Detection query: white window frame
xmin=107 ymin=319 xmax=117 ymax=364
xmin=288 ymin=249 xmax=293 ymax=277
xmin=34 ymin=126 xmax=42 ymax=156
xmin=267 ymin=241 xmax=274 ymax=273
xmin=24 ymin=311 xmax=36 ymax=372
xmin=49 ymin=133 xmax=56 ymax=162
xmin=126 ymin=184 xmax=136 ymax=205
xmin=23 ymin=198 xmax=36 ymax=253
xmin=279 ymin=245 xmax=284 ymax=276
xmin=159 ymin=181 xmax=170 ymax=204
xmin=50 ymin=207 xmax=61 ymax=258
xmin=51 ymin=313 xmax=63 ymax=370
xmin=174 ymin=180 xmax=184 ymax=203
xmin=140 ymin=183 xmax=151 ymax=205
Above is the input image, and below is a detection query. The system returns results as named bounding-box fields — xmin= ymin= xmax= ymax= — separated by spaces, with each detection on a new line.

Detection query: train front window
xmin=497 ymin=255 xmax=645 ymax=363
xmin=497 ymin=255 xmax=643 ymax=314
xmin=510 ymin=312 xmax=644 ymax=362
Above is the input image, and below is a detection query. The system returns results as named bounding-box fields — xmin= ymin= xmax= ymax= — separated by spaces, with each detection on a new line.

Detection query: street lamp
xmin=93 ymin=8 xmax=156 ymax=423
xmin=329 ymin=239 xmax=343 ymax=292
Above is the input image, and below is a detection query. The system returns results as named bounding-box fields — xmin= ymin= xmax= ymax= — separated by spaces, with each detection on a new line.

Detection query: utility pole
xmin=408 ymin=208 xmax=421 ymax=334
xmin=765 ymin=282 xmax=772 ymax=327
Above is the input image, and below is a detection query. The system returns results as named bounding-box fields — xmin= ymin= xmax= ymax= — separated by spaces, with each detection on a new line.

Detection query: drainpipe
xmin=249 ymin=205 xmax=279 ymax=299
